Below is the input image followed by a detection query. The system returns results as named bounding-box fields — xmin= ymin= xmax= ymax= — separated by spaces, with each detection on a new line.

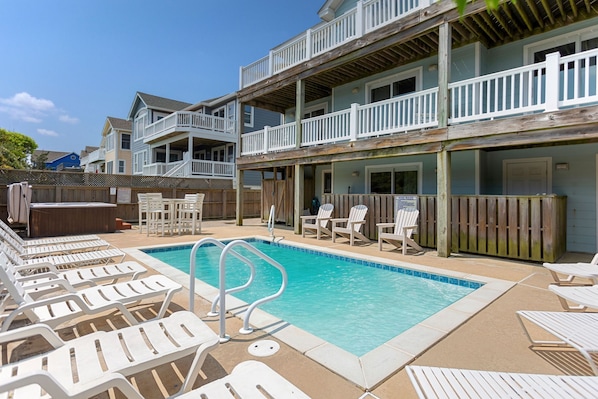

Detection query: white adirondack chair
xmin=301 ymin=203 xmax=334 ymax=239
xmin=377 ymin=208 xmax=423 ymax=255
xmin=331 ymin=204 xmax=370 ymax=246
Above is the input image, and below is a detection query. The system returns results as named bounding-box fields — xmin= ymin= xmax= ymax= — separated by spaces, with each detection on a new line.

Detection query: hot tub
xmin=29 ymin=202 xmax=116 ymax=237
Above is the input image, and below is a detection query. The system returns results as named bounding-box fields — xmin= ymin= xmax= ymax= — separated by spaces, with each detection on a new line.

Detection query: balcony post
xmin=437 ymin=21 xmax=451 ymax=128
xmin=263 ymin=126 xmax=270 ymax=154
xmin=545 ymin=52 xmax=560 ymax=112
xmin=349 ymin=103 xmax=359 ymax=141
xmin=268 ymin=50 xmax=274 ymax=77
xmin=239 ymin=65 xmax=244 ymax=89
xmin=436 ymin=150 xmax=452 ymax=257
xmin=306 ymin=29 xmax=312 ymax=59
xmin=296 ymin=79 xmax=305 ymax=149
xmin=356 ymin=0 xmax=364 ymax=36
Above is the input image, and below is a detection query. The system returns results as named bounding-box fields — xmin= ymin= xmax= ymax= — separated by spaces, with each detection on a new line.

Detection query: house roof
xmin=33 ymin=150 xmax=77 ymax=163
xmin=107 ymin=116 xmax=132 ymax=131
xmin=127 ymin=91 xmax=192 ymax=120
xmin=318 ymin=0 xmax=343 ymax=21
xmin=184 ymin=92 xmax=237 ymax=112
xmin=80 ymin=146 xmax=99 ymax=157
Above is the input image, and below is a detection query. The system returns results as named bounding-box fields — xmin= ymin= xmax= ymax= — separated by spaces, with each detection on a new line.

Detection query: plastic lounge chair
xmin=1 ymin=241 xmax=125 ymax=269
xmin=377 ymin=208 xmax=423 ymax=255
xmin=177 ymin=360 xmax=311 ymax=398
xmin=0 ymin=218 xmax=99 ymax=247
xmin=331 ymin=204 xmax=370 ymax=246
xmin=3 ymin=254 xmax=147 ymax=299
xmin=0 ymin=228 xmax=111 ymax=259
xmin=0 ymin=310 xmax=219 ymax=399
xmin=543 ymin=253 xmax=598 ymax=285
xmin=179 ymin=193 xmax=205 ymax=235
xmin=548 ymin=284 xmax=598 ymax=311
xmin=406 ymin=364 xmax=598 ymax=398
xmin=517 ymin=310 xmax=598 ymax=375
xmin=301 ymin=203 xmax=334 ymax=239
xmin=0 ymin=253 xmax=181 ymax=331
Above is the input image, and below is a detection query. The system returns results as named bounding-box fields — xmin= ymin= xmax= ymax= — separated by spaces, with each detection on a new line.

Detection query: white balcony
xmin=240 ymin=0 xmax=432 ymax=89
xmin=143 ymin=159 xmax=235 ymax=179
xmin=80 ymin=148 xmax=106 ymax=165
xmin=144 ymin=111 xmax=236 ymax=143
xmin=241 ymin=49 xmax=598 ymax=155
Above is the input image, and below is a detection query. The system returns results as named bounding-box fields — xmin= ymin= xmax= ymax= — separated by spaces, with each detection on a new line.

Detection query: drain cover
xmin=248 ymin=340 xmax=280 ymax=357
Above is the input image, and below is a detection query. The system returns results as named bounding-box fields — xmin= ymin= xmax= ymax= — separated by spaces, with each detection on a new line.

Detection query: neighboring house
xmin=32 ymin=150 xmax=80 ymax=171
xmin=79 ymin=145 xmax=103 ymax=173
xmin=101 ymin=117 xmax=132 ymax=175
xmin=129 ymin=91 xmax=280 ymax=187
xmin=235 ymin=0 xmax=598 ymax=257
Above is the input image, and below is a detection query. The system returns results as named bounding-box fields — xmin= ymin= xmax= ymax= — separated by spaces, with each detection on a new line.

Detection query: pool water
xmin=144 ymin=240 xmax=480 ymax=356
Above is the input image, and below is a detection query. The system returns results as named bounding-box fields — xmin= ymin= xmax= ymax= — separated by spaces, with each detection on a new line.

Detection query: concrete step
xmin=116 ymin=218 xmax=132 ymax=230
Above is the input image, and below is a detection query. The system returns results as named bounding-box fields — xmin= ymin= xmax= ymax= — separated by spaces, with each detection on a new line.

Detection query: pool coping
xmin=124 ymin=235 xmax=515 ymax=390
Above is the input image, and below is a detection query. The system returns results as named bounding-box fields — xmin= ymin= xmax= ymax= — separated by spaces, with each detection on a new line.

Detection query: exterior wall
xmin=47 ymin=153 xmax=80 ymax=170
xmin=253 ymin=107 xmax=281 ymax=132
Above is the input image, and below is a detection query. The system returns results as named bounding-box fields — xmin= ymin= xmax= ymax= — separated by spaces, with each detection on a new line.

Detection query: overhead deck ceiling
xmin=239 ymin=0 xmax=598 ymax=113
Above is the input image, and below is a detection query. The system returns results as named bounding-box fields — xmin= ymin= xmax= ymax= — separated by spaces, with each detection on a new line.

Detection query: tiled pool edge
xmin=124 ymin=236 xmax=515 ymax=390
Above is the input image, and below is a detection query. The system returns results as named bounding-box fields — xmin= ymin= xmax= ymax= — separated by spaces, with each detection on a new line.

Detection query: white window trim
xmin=121 ymin=133 xmax=131 ymax=151
xmin=524 ymin=25 xmax=598 ymax=64
xmin=133 ymin=110 xmax=147 ymax=142
xmin=105 ymin=132 xmax=115 ymax=152
xmin=118 ymin=159 xmax=126 ymax=174
xmin=365 ymin=162 xmax=423 ymax=194
xmin=365 ymin=67 xmax=423 ymax=103
xmin=244 ymin=105 xmax=254 ymax=128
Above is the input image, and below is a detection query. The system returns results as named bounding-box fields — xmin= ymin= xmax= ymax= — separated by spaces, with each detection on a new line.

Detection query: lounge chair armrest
xmin=317 ymin=217 xmax=332 ymax=222
xmin=402 ymin=225 xmax=419 ymax=233
xmin=14 ymin=261 xmax=59 ymax=273
xmin=377 ymin=222 xmax=395 ymax=233
xmin=20 ymin=277 xmax=78 ymax=292
xmin=0 ymin=323 xmax=64 ymax=348
xmin=300 ymin=215 xmax=317 ymax=221
xmin=347 ymin=220 xmax=366 ymax=228
xmin=331 ymin=218 xmax=348 ymax=228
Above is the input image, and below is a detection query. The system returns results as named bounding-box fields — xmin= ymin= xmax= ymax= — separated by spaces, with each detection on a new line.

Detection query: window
xmin=525 ymin=27 xmax=598 ymax=64
xmin=133 ymin=110 xmax=146 ymax=141
xmin=121 ymin=134 xmax=131 ymax=150
xmin=366 ymin=163 xmax=422 ymax=194
xmin=106 ymin=161 xmax=113 ymax=174
xmin=212 ymin=107 xmax=225 ymax=118
xmin=244 ymin=105 xmax=254 ymax=127
xmin=322 ymin=170 xmax=332 ymax=194
xmin=367 ymin=68 xmax=421 ymax=103
xmin=105 ymin=133 xmax=115 ymax=152
xmin=118 ymin=160 xmax=125 ymax=174
xmin=302 ymin=103 xmax=327 ymax=119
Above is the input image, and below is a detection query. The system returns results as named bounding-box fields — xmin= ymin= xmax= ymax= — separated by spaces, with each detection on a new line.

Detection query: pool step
xmin=116 ymin=218 xmax=132 ymax=230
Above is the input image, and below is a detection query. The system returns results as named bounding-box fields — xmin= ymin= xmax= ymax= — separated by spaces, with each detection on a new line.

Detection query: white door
xmin=504 ymin=158 xmax=551 ymax=195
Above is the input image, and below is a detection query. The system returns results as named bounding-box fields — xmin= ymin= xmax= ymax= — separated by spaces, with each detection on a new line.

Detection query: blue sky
xmin=0 ymin=0 xmax=324 ymax=153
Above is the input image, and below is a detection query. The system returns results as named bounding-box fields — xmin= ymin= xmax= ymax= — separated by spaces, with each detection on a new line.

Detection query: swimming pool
xmin=143 ymin=239 xmax=479 ymax=356
xmin=128 ymin=237 xmax=513 ymax=389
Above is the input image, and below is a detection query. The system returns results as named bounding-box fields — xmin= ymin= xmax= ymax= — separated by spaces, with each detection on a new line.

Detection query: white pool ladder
xmin=267 ymin=204 xmax=275 ymax=239
xmin=189 ymin=237 xmax=288 ymax=342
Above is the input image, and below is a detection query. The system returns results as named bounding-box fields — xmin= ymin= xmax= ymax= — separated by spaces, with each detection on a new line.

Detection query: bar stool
xmin=179 ymin=193 xmax=205 ymax=235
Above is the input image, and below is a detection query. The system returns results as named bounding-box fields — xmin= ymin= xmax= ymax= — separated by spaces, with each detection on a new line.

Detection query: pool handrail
xmin=220 ymin=240 xmax=288 ymax=337
xmin=268 ymin=205 xmax=275 ymax=238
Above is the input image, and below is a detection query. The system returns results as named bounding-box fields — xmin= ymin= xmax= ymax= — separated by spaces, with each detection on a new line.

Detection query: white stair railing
xmin=188 ymin=237 xmax=287 ymax=342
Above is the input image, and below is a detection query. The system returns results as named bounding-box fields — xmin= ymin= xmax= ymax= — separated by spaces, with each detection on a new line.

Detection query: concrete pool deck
xmin=7 ymin=218 xmax=596 ymax=398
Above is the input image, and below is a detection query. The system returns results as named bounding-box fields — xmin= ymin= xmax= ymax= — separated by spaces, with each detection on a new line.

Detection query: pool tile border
xmin=125 ymin=235 xmax=515 ymax=390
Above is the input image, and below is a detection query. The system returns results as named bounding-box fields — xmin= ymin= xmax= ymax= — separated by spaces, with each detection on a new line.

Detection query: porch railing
xmin=143 ymin=160 xmax=235 ymax=179
xmin=144 ymin=111 xmax=234 ymax=141
xmin=240 ymin=0 xmax=432 ymax=88
xmin=241 ymin=49 xmax=598 ymax=155
xmin=321 ymin=194 xmax=567 ymax=262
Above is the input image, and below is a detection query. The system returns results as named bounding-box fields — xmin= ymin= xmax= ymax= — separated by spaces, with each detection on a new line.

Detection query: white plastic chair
xmin=146 ymin=196 xmax=169 ymax=236
xmin=179 ymin=193 xmax=205 ymax=235
xmin=331 ymin=204 xmax=370 ymax=246
xmin=377 ymin=208 xmax=423 ymax=255
xmin=138 ymin=192 xmax=162 ymax=234
xmin=301 ymin=203 xmax=334 ymax=239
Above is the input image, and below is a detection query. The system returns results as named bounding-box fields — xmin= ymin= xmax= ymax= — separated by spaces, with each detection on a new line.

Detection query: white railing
xmin=83 ymin=148 xmax=106 ymax=164
xmin=144 ymin=111 xmax=235 ymax=141
xmin=358 ymin=88 xmax=438 ymax=137
xmin=240 ymin=49 xmax=598 ymax=156
xmin=191 ymin=160 xmax=235 ymax=178
xmin=302 ymin=108 xmax=351 ymax=145
xmin=142 ymin=160 xmax=234 ymax=178
xmin=240 ymin=0 xmax=432 ymax=88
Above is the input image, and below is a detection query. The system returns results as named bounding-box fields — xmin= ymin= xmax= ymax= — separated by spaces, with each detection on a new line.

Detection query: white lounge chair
xmin=543 ymin=253 xmax=598 ymax=285
xmin=1 ymin=241 xmax=125 ymax=269
xmin=549 ymin=284 xmax=598 ymax=311
xmin=377 ymin=208 xmax=423 ymax=255
xmin=0 ymin=218 xmax=100 ymax=247
xmin=331 ymin=204 xmax=370 ymax=246
xmin=301 ymin=203 xmax=334 ymax=239
xmin=0 ymin=311 xmax=219 ymax=399
xmin=3 ymin=253 xmax=147 ymax=299
xmin=0 ymin=253 xmax=181 ymax=331
xmin=0 ymin=227 xmax=111 ymax=259
xmin=177 ymin=360 xmax=311 ymax=398
xmin=406 ymin=364 xmax=598 ymax=398
xmin=517 ymin=310 xmax=598 ymax=375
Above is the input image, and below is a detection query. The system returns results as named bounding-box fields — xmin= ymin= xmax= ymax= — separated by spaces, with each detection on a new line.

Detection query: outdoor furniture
xmin=138 ymin=193 xmax=163 ymax=234
xmin=549 ymin=284 xmax=598 ymax=311
xmin=301 ymin=203 xmax=334 ymax=239
xmin=0 ymin=310 xmax=219 ymax=399
xmin=0 ymin=241 xmax=125 ymax=269
xmin=178 ymin=193 xmax=205 ymax=235
xmin=0 ymin=219 xmax=99 ymax=247
xmin=543 ymin=253 xmax=598 ymax=285
xmin=331 ymin=204 xmax=370 ymax=246
xmin=406 ymin=364 xmax=598 ymax=398
xmin=377 ymin=208 xmax=422 ymax=255
xmin=517 ymin=310 xmax=598 ymax=375
xmin=177 ymin=360 xmax=311 ymax=398
xmin=0 ymin=252 xmax=181 ymax=331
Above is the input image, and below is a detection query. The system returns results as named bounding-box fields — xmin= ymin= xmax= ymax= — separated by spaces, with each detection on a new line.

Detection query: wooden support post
xmin=437 ymin=21 xmax=451 ymax=129
xmin=437 ymin=150 xmax=451 ymax=257
xmin=295 ymin=80 xmax=305 ymax=149
xmin=294 ymin=164 xmax=304 ymax=234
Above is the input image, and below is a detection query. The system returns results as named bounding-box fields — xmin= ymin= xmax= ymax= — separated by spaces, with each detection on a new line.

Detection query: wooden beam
xmin=438 ymin=22 xmax=451 ymax=129
xmin=471 ymin=13 xmax=499 ymax=42
xmin=525 ymin=0 xmax=545 ymax=28
xmin=436 ymin=150 xmax=451 ymax=257
xmin=513 ymin=0 xmax=534 ymax=31
xmin=555 ymin=0 xmax=567 ymax=21
xmin=569 ymin=0 xmax=579 ymax=17
xmin=539 ymin=0 xmax=556 ymax=24
xmin=500 ymin=3 xmax=524 ymax=35
xmin=480 ymin=11 xmax=506 ymax=41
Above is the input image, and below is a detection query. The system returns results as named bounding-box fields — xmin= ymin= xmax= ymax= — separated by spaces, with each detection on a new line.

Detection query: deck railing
xmin=144 ymin=111 xmax=234 ymax=141
xmin=240 ymin=0 xmax=432 ymax=88
xmin=241 ymin=49 xmax=598 ymax=155
xmin=321 ymin=194 xmax=566 ymax=262
xmin=143 ymin=160 xmax=235 ymax=179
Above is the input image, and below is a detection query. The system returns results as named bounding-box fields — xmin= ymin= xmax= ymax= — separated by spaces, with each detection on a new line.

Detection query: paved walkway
xmin=8 ymin=218 xmax=595 ymax=398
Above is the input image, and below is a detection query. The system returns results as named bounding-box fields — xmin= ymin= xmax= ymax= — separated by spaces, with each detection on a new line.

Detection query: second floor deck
xmin=144 ymin=111 xmax=236 ymax=144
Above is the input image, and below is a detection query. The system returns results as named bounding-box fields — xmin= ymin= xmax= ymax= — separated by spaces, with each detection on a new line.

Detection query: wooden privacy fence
xmin=322 ymin=194 xmax=567 ymax=262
